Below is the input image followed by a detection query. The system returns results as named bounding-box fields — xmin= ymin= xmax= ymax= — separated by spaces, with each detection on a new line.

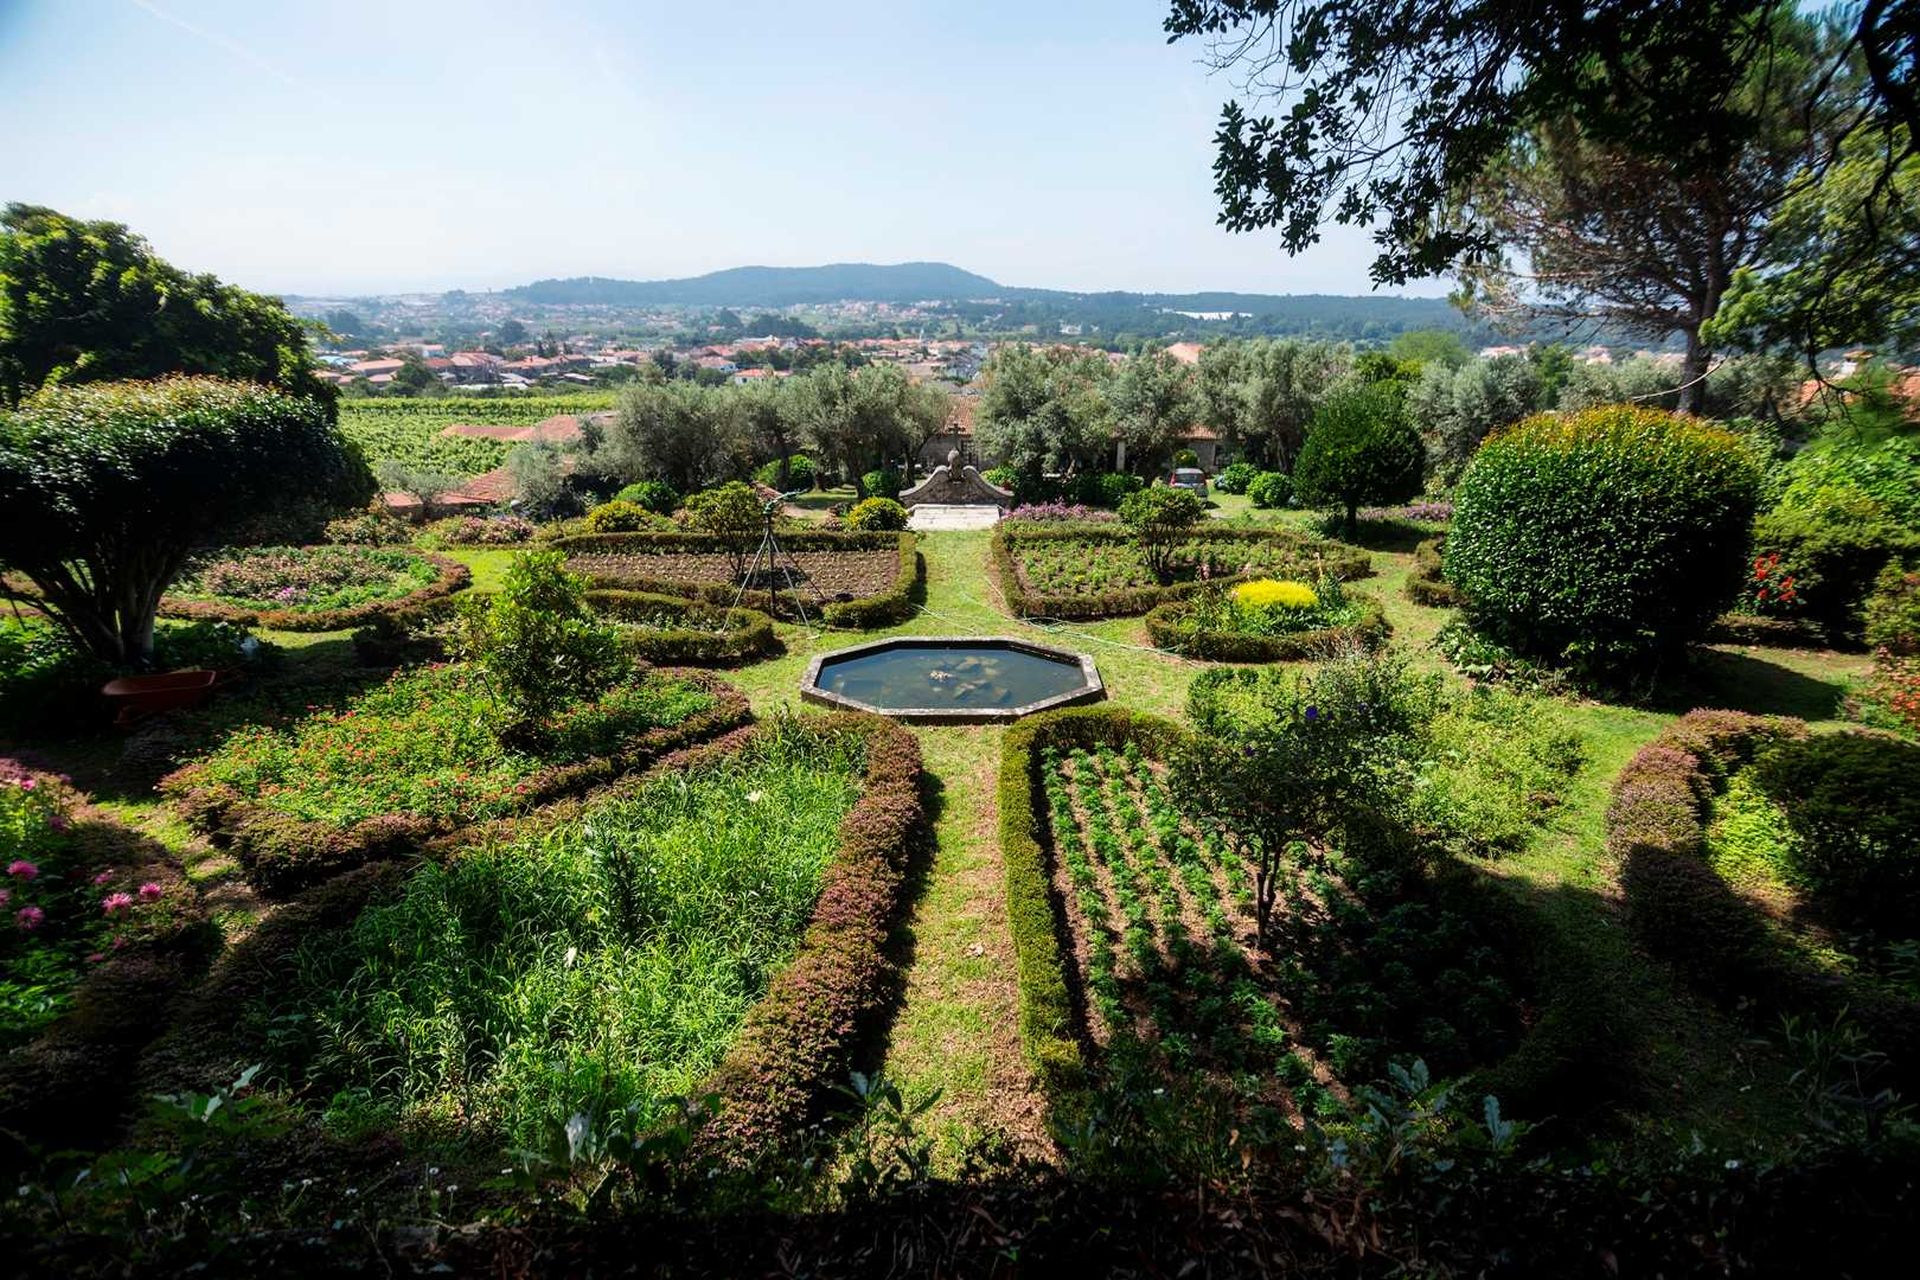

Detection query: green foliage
xmin=1445 ymin=406 xmax=1763 ymax=670
xmin=1213 ymin=460 xmax=1261 ymax=494
xmin=1245 ymin=469 xmax=1292 ymax=508
xmin=683 ymin=481 xmax=766 ymax=581
xmin=1118 ymin=485 xmax=1208 ymax=583
xmin=844 ymin=497 xmax=909 ymax=531
xmin=323 ymin=507 xmax=411 ymax=546
xmin=0 ymin=375 xmax=375 ymax=663
xmin=1406 ymin=354 xmax=1546 ymax=485
xmin=0 ymin=204 xmax=332 ymax=407
xmin=457 ymin=551 xmax=630 ymax=744
xmin=1172 ymin=447 xmax=1200 ymax=467
xmin=1195 ymin=337 xmax=1352 ymax=468
xmin=752 ymin=454 xmax=815 ymax=491
xmin=614 ymin=478 xmax=681 ymax=514
xmin=254 ymin=731 xmax=864 ymax=1148
xmin=1148 ymin=580 xmax=1391 ymax=663
xmin=1388 ymin=328 xmax=1471 ymax=370
xmin=1293 ymin=380 xmax=1425 ymax=532
xmin=1754 ymin=733 xmax=1920 ymax=934
xmin=1706 ymin=772 xmax=1800 ymax=890
xmin=337 ymin=396 xmax=613 ymax=478
xmin=1110 ymin=351 xmax=1200 ymax=475
xmin=585 ymin=500 xmax=666 ymax=533
xmin=860 ymin=469 xmax=896 ymax=500
xmin=1752 ymin=487 xmax=1918 ymax=642
xmin=171 ymin=545 xmax=443 ymax=618
xmin=1866 ymin=562 xmax=1920 ymax=657
xmin=974 ymin=344 xmax=1115 ymax=480
xmin=1069 ymin=470 xmax=1144 ymax=508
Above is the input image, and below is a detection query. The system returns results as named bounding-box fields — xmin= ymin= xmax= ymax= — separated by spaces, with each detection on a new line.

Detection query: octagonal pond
xmin=801 ymin=636 xmax=1104 ymax=723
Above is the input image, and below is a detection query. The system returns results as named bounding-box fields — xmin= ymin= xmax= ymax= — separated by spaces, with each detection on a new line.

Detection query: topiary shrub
xmin=860 ymin=469 xmax=897 ymax=500
xmin=1446 ymin=406 xmax=1763 ymax=671
xmin=613 ymin=479 xmax=680 ymax=515
xmin=752 ymin=455 xmax=816 ymax=492
xmin=1753 ymin=732 xmax=1920 ymax=934
xmin=1246 ymin=470 xmax=1292 ymax=509
xmin=1213 ymin=461 xmax=1260 ymax=495
xmin=584 ymin=499 xmax=667 ymax=533
xmin=1294 ymin=381 xmax=1425 ymax=534
xmin=844 ymin=497 xmax=909 ymax=531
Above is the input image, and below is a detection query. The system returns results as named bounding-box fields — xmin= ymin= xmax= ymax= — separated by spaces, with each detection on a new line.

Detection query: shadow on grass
xmin=1315 ymin=517 xmax=1436 ymax=555
xmin=1665 ymin=647 xmax=1852 ymax=721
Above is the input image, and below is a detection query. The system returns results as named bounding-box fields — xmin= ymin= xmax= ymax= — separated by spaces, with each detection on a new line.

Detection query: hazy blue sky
xmin=0 ymin=0 xmax=1442 ymax=299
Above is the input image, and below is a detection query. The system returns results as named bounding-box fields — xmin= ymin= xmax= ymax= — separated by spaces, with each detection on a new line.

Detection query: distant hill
xmin=507 ymin=262 xmax=1004 ymax=307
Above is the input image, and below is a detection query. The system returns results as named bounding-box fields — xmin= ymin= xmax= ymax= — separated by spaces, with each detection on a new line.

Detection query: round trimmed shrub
xmin=584 ymin=499 xmax=663 ymax=533
xmin=1446 ymin=406 xmax=1763 ymax=668
xmin=1246 ymin=470 xmax=1292 ymax=509
xmin=613 ymin=479 xmax=680 ymax=515
xmin=1072 ymin=471 xmax=1144 ymax=509
xmin=1214 ymin=461 xmax=1261 ymax=495
xmin=844 ymin=497 xmax=909 ymax=531
xmin=860 ymin=469 xmax=897 ymax=500
xmin=753 ymin=455 xmax=817 ymax=491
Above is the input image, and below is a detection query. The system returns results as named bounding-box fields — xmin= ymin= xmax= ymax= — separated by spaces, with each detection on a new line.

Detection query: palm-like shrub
xmin=1446 ymin=406 xmax=1762 ymax=670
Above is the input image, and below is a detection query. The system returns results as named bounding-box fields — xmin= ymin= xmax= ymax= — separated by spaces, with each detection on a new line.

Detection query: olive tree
xmin=0 ymin=376 xmax=374 ymax=665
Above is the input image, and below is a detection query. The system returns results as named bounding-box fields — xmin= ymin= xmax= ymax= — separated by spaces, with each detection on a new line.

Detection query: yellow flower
xmin=1233 ymin=578 xmax=1318 ymax=610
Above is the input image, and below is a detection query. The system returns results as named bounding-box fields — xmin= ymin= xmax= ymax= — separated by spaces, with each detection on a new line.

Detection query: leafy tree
xmin=1163 ymin=1 xmax=1917 ymax=290
xmin=973 ymin=344 xmax=1114 ymax=484
xmin=734 ymin=376 xmax=803 ymax=487
xmin=0 ymin=377 xmax=374 ymax=665
xmin=592 ymin=380 xmax=745 ymax=493
xmin=1406 ymin=354 xmax=1544 ymax=484
xmin=374 ymin=459 xmax=462 ymax=520
xmin=683 ymin=481 xmax=766 ymax=582
xmin=497 ymin=318 xmax=530 ymax=347
xmin=389 ymin=356 xmax=439 ymax=396
xmin=1195 ymin=338 xmax=1350 ymax=469
xmin=1119 ymin=485 xmax=1207 ymax=583
xmin=1108 ymin=350 xmax=1200 ymax=474
xmin=0 ymin=205 xmax=332 ymax=409
xmin=509 ymin=440 xmax=573 ymax=518
xmin=1387 ymin=329 xmax=1471 ymax=370
xmin=456 ymin=550 xmax=628 ymax=748
xmin=799 ymin=363 xmax=948 ymax=497
xmin=323 ymin=309 xmax=365 ymax=339
xmin=1295 ymin=381 xmax=1425 ymax=534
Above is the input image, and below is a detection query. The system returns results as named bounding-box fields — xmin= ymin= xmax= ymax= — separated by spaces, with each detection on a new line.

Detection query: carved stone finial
xmin=947 ymin=448 xmax=960 ymax=469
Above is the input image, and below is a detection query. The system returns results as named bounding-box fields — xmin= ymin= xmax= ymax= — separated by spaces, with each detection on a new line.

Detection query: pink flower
xmin=92 ymin=870 xmax=116 ymax=886
xmin=101 ymin=892 xmax=135 ymax=915
xmin=17 ymin=777 xmax=34 ymax=791
xmin=138 ymin=882 xmax=163 ymax=901
xmin=0 ymin=887 xmax=8 ymax=906
xmin=15 ymin=906 xmax=44 ymax=932
xmin=7 ymin=860 xmax=38 ymax=880
xmin=86 ymin=952 xmax=105 ymax=963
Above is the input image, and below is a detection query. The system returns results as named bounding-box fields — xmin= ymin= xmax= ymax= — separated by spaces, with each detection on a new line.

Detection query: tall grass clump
xmin=257 ymin=727 xmax=865 ymax=1148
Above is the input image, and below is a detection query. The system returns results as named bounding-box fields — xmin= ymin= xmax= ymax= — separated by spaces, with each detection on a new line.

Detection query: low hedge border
xmin=1606 ymin=710 xmax=1920 ymax=1081
xmin=1703 ymin=612 xmax=1829 ymax=649
xmin=1143 ymin=591 xmax=1391 ymax=662
xmin=0 ymin=790 xmax=219 ymax=1166
xmin=555 ymin=530 xmax=922 ymax=629
xmin=158 ymin=670 xmax=751 ymax=896
xmin=999 ymin=705 xmax=1617 ymax=1122
xmin=586 ymin=590 xmax=779 ymax=666
xmin=1405 ymin=536 xmax=1462 ymax=609
xmin=991 ymin=524 xmax=1372 ymax=621
xmin=138 ymin=713 xmax=926 ymax=1173
xmin=160 ymin=552 xmax=471 ymax=632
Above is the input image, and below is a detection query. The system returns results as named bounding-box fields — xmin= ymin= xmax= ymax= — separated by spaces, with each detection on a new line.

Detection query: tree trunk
xmin=1677 ymin=326 xmax=1709 ymax=415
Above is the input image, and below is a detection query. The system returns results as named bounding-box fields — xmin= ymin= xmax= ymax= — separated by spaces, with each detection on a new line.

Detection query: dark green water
xmin=815 ymin=644 xmax=1088 ymax=710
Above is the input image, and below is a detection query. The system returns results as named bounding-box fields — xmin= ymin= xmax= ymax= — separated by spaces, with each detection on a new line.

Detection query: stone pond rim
xmin=799 ymin=635 xmax=1105 ymax=724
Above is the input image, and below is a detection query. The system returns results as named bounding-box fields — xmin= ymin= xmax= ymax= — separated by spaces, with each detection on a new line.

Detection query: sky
xmin=0 ymin=0 xmax=1445 ymax=300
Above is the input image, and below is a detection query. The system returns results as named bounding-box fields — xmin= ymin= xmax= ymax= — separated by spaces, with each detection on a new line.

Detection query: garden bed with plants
xmin=992 ymin=524 xmax=1370 ymax=621
xmin=162 ymin=544 xmax=470 ymax=631
xmin=0 ymin=761 xmax=214 ymax=1154
xmin=160 ymin=662 xmax=747 ymax=893
xmin=999 ymin=658 xmax=1596 ymax=1169
xmin=135 ymin=713 xmax=924 ymax=1184
xmin=1145 ymin=577 xmax=1389 ymax=662
xmin=555 ymin=530 xmax=921 ymax=628
xmin=1609 ymin=710 xmax=1920 ymax=1084
xmin=587 ymin=590 xmax=779 ymax=666
xmin=1404 ymin=536 xmax=1461 ymax=609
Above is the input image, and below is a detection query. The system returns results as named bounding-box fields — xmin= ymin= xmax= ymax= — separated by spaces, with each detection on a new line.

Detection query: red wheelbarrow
xmin=101 ymin=669 xmax=227 ymax=727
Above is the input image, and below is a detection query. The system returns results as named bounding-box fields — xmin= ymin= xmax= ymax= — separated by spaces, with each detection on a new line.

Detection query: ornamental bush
xmin=613 ymin=478 xmax=681 ymax=515
xmin=860 ymin=469 xmax=897 ymax=500
xmin=1293 ymin=381 xmax=1425 ymax=534
xmin=1446 ymin=406 xmax=1763 ymax=670
xmin=1754 ymin=733 xmax=1920 ymax=934
xmin=683 ymin=481 xmax=766 ymax=582
xmin=1752 ymin=488 xmax=1918 ymax=642
xmin=1072 ymin=470 xmax=1144 ymax=509
xmin=1246 ymin=470 xmax=1292 ymax=509
xmin=1117 ymin=485 xmax=1206 ymax=583
xmin=752 ymin=455 xmax=816 ymax=492
xmin=1865 ymin=561 xmax=1920 ymax=657
xmin=1214 ymin=461 xmax=1261 ymax=494
xmin=844 ymin=496 xmax=909 ymax=531
xmin=584 ymin=499 xmax=663 ymax=533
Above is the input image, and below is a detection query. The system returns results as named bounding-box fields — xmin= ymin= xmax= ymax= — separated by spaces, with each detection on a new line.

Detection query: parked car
xmin=1168 ymin=467 xmax=1209 ymax=496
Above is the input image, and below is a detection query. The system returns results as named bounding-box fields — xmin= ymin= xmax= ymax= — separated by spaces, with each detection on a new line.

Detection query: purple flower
xmin=101 ymin=891 xmax=135 ymax=916
xmin=7 ymin=860 xmax=38 ymax=880
xmin=15 ymin=905 xmax=44 ymax=932
xmin=1304 ymin=706 xmax=1320 ymax=722
xmin=0 ymin=887 xmax=9 ymax=907
xmin=92 ymin=869 xmax=116 ymax=886
xmin=138 ymin=881 xmax=164 ymax=901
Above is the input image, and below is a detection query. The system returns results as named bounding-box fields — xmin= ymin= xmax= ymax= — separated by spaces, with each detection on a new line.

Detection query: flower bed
xmin=1404 ymin=536 xmax=1462 ymax=608
xmin=0 ymin=761 xmax=210 ymax=1151
xmin=418 ymin=513 xmax=536 ymax=547
xmin=139 ymin=714 xmax=924 ymax=1170
xmin=992 ymin=525 xmax=1371 ymax=621
xmin=1145 ymin=579 xmax=1390 ymax=661
xmin=161 ymin=663 xmax=748 ymax=893
xmin=555 ymin=530 xmax=921 ymax=628
xmin=163 ymin=545 xmax=469 ymax=631
xmin=1607 ymin=711 xmax=1920 ymax=1082
xmin=999 ymin=707 xmax=1599 ymax=1145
